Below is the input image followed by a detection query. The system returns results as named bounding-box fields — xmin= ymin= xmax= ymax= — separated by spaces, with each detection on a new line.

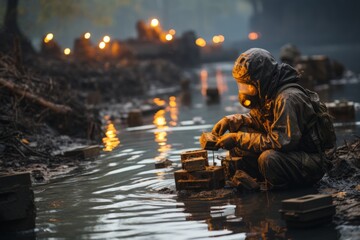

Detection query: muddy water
xmin=33 ymin=63 xmax=359 ymax=239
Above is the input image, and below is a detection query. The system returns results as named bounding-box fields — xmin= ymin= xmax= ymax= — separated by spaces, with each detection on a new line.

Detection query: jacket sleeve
xmin=225 ymin=110 xmax=264 ymax=133
xmin=235 ymin=92 xmax=303 ymax=153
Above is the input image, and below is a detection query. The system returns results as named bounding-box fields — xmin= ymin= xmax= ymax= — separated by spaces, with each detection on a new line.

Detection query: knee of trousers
xmin=257 ymin=149 xmax=280 ymax=170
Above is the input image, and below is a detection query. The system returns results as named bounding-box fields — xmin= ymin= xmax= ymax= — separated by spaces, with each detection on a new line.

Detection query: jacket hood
xmin=232 ymin=48 xmax=299 ymax=102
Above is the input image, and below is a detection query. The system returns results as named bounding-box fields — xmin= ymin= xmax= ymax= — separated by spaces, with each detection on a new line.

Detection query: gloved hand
xmin=216 ymin=133 xmax=238 ymax=150
xmin=212 ymin=117 xmax=229 ymax=136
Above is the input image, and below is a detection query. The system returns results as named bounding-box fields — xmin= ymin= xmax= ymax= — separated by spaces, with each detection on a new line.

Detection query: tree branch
xmin=0 ymin=77 xmax=73 ymax=114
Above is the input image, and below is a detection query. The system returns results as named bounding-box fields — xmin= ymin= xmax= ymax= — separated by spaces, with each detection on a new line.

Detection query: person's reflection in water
xmin=178 ymin=188 xmax=339 ymax=239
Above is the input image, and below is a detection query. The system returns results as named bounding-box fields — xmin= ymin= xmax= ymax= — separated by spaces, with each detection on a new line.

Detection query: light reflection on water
xmin=102 ymin=117 xmax=120 ymax=152
xmin=33 ymin=62 xmax=359 ymax=240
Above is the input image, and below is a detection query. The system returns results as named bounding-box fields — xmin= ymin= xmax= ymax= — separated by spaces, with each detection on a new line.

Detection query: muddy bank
xmin=0 ymin=53 xmax=185 ymax=183
xmin=317 ymin=138 xmax=360 ymax=226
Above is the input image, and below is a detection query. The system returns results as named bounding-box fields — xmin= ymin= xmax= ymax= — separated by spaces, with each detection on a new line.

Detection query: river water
xmin=32 ymin=62 xmax=359 ymax=240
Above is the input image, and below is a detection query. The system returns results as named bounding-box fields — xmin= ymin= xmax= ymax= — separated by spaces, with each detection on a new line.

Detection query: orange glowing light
xmin=165 ymin=34 xmax=173 ymax=41
xmin=243 ymin=99 xmax=251 ymax=107
xmin=84 ymin=32 xmax=91 ymax=39
xmin=153 ymin=108 xmax=171 ymax=158
xmin=154 ymin=115 xmax=166 ymax=126
xmin=102 ymin=122 xmax=120 ymax=151
xmin=169 ymin=96 xmax=177 ymax=107
xmin=153 ymin=98 xmax=166 ymax=106
xmin=155 ymin=131 xmax=167 ymax=143
xmin=212 ymin=35 xmax=220 ymax=44
xmin=103 ymin=35 xmax=111 ymax=43
xmin=169 ymin=96 xmax=178 ymax=126
xmin=99 ymin=41 xmax=106 ymax=49
xmin=218 ymin=35 xmax=225 ymax=42
xmin=169 ymin=29 xmax=176 ymax=35
xmin=248 ymin=32 xmax=259 ymax=40
xmin=64 ymin=48 xmax=71 ymax=55
xmin=150 ymin=18 xmax=159 ymax=27
xmin=195 ymin=38 xmax=206 ymax=47
xmin=44 ymin=33 xmax=54 ymax=43
xmin=153 ymin=109 xmax=167 ymax=127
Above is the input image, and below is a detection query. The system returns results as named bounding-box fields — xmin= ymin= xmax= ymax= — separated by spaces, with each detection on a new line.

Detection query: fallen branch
xmin=0 ymin=77 xmax=72 ymax=114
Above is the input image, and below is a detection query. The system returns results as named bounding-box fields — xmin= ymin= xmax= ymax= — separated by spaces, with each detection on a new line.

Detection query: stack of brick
xmin=174 ymin=149 xmax=225 ymax=191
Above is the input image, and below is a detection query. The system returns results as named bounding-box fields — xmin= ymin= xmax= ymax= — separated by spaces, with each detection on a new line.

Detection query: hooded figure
xmin=212 ymin=48 xmax=329 ymax=190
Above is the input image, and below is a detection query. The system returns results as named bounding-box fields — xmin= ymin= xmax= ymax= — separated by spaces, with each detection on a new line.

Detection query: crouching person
xmin=213 ymin=48 xmax=336 ymax=190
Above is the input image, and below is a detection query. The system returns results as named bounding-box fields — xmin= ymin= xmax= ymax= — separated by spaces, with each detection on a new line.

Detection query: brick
xmin=181 ymin=149 xmax=208 ymax=161
xmin=183 ymin=157 xmax=207 ymax=172
xmin=177 ymin=179 xmax=211 ymax=190
xmin=221 ymin=156 xmax=242 ymax=180
xmin=200 ymin=132 xmax=219 ymax=150
xmin=174 ymin=166 xmax=225 ymax=190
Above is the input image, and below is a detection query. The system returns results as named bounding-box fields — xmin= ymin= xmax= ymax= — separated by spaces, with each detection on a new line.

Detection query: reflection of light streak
xmin=153 ymin=98 xmax=166 ymax=106
xmin=200 ymin=69 xmax=208 ymax=96
xmin=153 ymin=109 xmax=166 ymax=126
xmin=153 ymin=109 xmax=171 ymax=157
xmin=169 ymin=96 xmax=178 ymax=127
xmin=102 ymin=121 xmax=120 ymax=151
xmin=216 ymin=68 xmax=228 ymax=94
xmin=169 ymin=96 xmax=177 ymax=107
xmin=155 ymin=131 xmax=167 ymax=143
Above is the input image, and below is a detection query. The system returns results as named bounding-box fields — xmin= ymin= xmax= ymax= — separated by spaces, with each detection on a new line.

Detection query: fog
xmin=1 ymin=0 xmax=359 ymax=71
xmin=0 ymin=0 xmax=252 ymax=49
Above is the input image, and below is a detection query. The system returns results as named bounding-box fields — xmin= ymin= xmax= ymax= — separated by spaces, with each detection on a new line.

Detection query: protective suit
xmin=212 ymin=48 xmax=331 ymax=189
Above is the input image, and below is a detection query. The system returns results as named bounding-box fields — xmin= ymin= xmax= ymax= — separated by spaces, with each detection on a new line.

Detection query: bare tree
xmin=0 ymin=0 xmax=35 ymax=55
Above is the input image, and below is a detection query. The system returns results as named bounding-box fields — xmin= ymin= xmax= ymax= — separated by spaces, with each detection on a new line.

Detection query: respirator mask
xmin=237 ymin=82 xmax=259 ymax=109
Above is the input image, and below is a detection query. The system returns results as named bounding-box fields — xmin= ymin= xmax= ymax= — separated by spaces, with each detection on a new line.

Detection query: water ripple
xmin=104 ymin=164 xmax=145 ymax=176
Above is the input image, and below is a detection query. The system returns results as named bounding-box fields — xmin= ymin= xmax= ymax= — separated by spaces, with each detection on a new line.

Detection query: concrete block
xmin=0 ymin=173 xmax=35 ymax=232
xmin=279 ymin=194 xmax=336 ymax=228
